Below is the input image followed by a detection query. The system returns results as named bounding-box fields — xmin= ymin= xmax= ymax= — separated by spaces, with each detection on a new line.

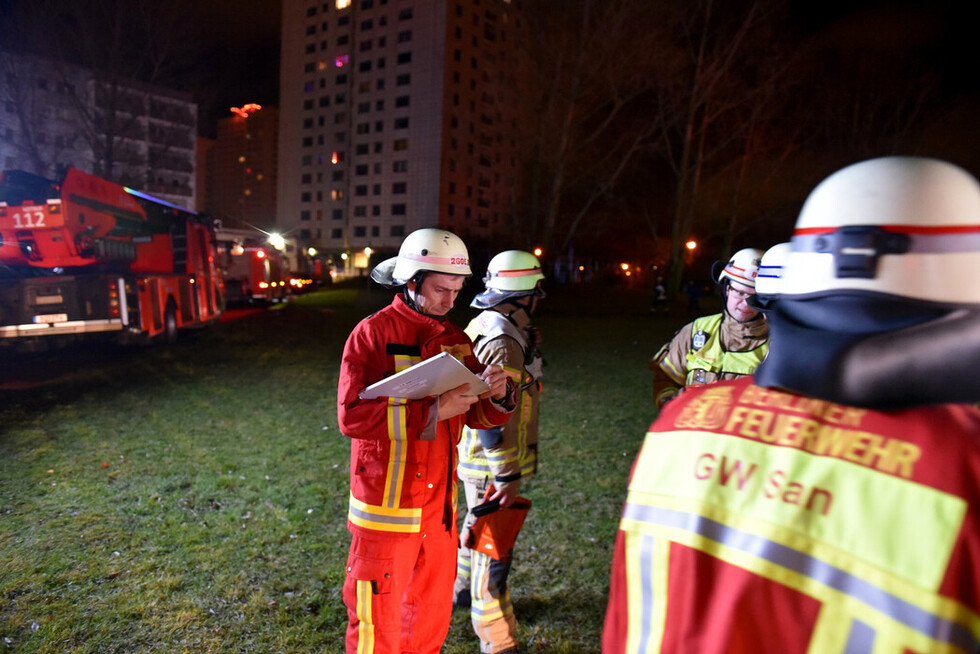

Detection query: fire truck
xmin=213 ymin=227 xmax=289 ymax=304
xmin=0 ymin=167 xmax=224 ymax=347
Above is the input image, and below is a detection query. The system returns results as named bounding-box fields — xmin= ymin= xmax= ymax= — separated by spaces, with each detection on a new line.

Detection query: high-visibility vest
xmin=606 ymin=377 xmax=980 ymax=654
xmin=684 ymin=314 xmax=767 ymax=386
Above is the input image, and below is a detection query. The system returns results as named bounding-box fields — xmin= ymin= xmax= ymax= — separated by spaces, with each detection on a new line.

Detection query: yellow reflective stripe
xmin=659 ymin=358 xmax=686 ymax=385
xmin=356 ymin=579 xmax=374 ymax=654
xmin=517 ymin=391 xmax=530 ymax=470
xmin=621 ymin=493 xmax=980 ymax=652
xmin=624 ymin=530 xmax=668 ymax=653
xmin=805 ymin=604 xmax=852 ymax=654
xmin=393 ymin=354 xmax=419 ymax=372
xmin=629 ymin=429 xmax=966 ymax=590
xmin=348 ymin=493 xmax=421 ymax=533
xmin=485 ymin=447 xmax=519 ymax=466
xmin=382 ymin=398 xmax=408 ymax=509
xmin=502 ymin=364 xmax=522 ymax=382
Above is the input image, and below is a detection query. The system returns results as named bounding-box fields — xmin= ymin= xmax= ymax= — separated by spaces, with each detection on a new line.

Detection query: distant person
xmin=337 ymin=228 xmax=515 ymax=653
xmin=650 ymin=276 xmax=668 ymax=314
xmin=454 ymin=250 xmax=546 ymax=654
xmin=650 ymin=248 xmax=767 ymax=409
xmin=604 ymin=156 xmax=980 ymax=653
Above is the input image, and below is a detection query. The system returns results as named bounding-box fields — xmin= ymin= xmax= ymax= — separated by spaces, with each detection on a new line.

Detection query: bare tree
xmin=643 ymin=0 xmax=796 ymax=294
xmin=518 ymin=0 xmax=662 ymax=259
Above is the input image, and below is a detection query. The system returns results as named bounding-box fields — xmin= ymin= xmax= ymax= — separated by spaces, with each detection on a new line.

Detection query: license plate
xmin=33 ymin=313 xmax=68 ymax=324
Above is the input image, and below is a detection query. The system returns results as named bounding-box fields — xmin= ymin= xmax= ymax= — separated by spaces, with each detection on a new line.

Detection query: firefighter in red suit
xmin=604 ymin=156 xmax=980 ymax=653
xmin=338 ymin=228 xmax=515 ymax=654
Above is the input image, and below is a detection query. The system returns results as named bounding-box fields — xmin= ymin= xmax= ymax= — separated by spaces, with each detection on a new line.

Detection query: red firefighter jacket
xmin=604 ymin=377 xmax=980 ymax=654
xmin=338 ymin=294 xmax=513 ymax=537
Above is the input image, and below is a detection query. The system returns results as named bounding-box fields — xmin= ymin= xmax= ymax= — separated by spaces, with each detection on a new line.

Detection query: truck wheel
xmin=163 ymin=301 xmax=178 ymax=344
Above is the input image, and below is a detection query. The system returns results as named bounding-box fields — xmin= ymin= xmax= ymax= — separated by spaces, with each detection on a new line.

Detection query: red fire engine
xmin=214 ymin=228 xmax=289 ymax=304
xmin=0 ymin=167 xmax=224 ymax=347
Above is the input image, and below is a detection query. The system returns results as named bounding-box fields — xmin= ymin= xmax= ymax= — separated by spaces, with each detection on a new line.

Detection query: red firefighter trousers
xmin=344 ymin=527 xmax=458 ymax=653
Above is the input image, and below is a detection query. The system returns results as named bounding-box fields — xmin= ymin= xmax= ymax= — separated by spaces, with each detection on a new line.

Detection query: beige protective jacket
xmin=458 ymin=306 xmax=541 ymax=488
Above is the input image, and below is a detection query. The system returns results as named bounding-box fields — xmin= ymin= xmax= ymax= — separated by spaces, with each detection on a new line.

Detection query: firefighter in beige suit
xmin=454 ymin=250 xmax=545 ymax=654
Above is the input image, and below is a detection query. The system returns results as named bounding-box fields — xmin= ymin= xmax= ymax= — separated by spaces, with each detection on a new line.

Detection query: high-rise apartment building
xmin=0 ymin=49 xmax=197 ymax=209
xmin=277 ymin=0 xmax=527 ymax=267
xmin=209 ymin=104 xmax=279 ymax=230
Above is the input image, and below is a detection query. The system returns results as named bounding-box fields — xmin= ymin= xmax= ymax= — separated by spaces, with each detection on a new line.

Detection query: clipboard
xmin=358 ymin=351 xmax=491 ymax=400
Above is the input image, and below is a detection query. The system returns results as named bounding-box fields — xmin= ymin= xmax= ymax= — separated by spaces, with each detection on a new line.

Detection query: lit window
xmin=335 ymin=54 xmax=349 ymax=67
xmin=336 ymin=0 xmax=351 ymax=8
xmin=331 ymin=151 xmax=344 ymax=164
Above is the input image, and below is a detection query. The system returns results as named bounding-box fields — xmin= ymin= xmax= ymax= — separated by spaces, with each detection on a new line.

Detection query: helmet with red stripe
xmin=782 ymin=156 xmax=980 ymax=304
xmin=754 ymin=156 xmax=980 ymax=408
xmin=471 ymin=250 xmax=546 ymax=309
xmin=715 ymin=248 xmax=763 ymax=289
xmin=371 ymin=228 xmax=471 ymax=287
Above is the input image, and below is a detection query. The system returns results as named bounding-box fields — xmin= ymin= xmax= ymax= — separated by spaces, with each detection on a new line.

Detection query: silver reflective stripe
xmin=622 ymin=502 xmax=979 ymax=651
xmin=638 ymin=534 xmax=656 ymax=654
xmin=792 ymin=231 xmax=980 ymax=255
xmin=843 ymin=619 xmax=875 ymax=654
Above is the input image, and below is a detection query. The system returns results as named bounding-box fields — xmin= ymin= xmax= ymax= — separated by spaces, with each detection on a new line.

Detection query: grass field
xmin=0 ymin=281 xmax=707 ymax=652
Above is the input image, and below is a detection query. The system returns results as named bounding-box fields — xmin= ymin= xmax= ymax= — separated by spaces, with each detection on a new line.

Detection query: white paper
xmin=358 ymin=351 xmax=491 ymax=400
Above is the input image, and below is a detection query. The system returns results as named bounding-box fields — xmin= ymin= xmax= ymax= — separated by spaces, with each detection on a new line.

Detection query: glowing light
xmin=232 ymin=244 xmax=245 ymax=256
xmin=686 ymin=240 xmax=697 ymax=250
xmin=364 ymin=247 xmax=373 ymax=256
xmin=307 ymin=247 xmax=318 ymax=257
xmin=336 ymin=0 xmax=351 ymax=8
xmin=230 ymin=103 xmax=262 ymax=118
xmin=259 ymin=282 xmax=269 ymax=289
xmin=335 ymin=54 xmax=349 ymax=67
xmin=341 ymin=252 xmax=349 ymax=260
xmin=533 ymin=247 xmax=543 ymax=257
xmin=268 ymin=233 xmax=286 ymax=251
xmin=257 ymin=249 xmax=266 ymax=259
xmin=620 ymin=262 xmax=629 ymax=271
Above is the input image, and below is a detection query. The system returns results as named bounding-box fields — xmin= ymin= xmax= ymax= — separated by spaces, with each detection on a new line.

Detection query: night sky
xmin=1 ymin=0 xmax=975 ymax=147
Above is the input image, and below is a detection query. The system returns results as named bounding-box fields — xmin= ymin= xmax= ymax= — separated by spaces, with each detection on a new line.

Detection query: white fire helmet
xmin=716 ymin=248 xmax=763 ymax=288
xmin=754 ymin=242 xmax=792 ymax=297
xmin=371 ymin=228 xmax=471 ymax=287
xmin=471 ymin=250 xmax=545 ymax=309
xmin=780 ymin=156 xmax=980 ymax=305
xmin=484 ymin=250 xmax=545 ymax=292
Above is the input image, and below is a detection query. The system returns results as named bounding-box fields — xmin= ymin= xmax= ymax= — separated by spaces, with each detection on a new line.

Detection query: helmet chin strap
xmin=402 ymin=273 xmax=447 ymax=321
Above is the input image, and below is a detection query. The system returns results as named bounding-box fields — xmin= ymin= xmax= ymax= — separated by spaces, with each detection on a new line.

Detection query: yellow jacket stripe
xmin=382 ymin=398 xmax=408 ymax=509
